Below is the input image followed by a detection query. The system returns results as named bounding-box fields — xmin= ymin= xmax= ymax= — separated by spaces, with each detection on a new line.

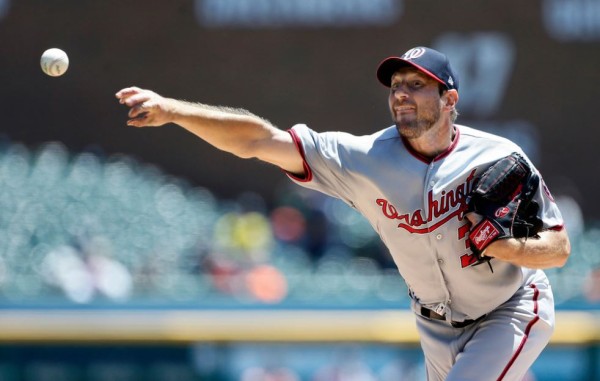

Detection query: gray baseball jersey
xmin=286 ymin=123 xmax=563 ymax=322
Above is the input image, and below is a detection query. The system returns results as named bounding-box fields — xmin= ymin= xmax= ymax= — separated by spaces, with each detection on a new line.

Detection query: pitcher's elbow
xmin=556 ymin=241 xmax=571 ymax=268
xmin=556 ymin=254 xmax=569 ymax=268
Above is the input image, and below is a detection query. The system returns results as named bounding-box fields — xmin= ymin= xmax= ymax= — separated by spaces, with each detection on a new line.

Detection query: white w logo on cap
xmin=402 ymin=47 xmax=426 ymax=60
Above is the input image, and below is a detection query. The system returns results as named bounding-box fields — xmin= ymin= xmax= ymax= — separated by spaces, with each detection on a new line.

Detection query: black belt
xmin=420 ymin=307 xmax=485 ymax=328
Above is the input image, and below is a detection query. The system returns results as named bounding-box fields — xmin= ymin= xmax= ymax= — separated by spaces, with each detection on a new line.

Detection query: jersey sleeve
xmin=534 ymin=173 xmax=564 ymax=231
xmin=519 ymin=154 xmax=564 ymax=231
xmin=285 ymin=124 xmax=355 ymax=203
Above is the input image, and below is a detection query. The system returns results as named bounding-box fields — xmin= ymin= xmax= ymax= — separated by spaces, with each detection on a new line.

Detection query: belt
xmin=420 ymin=307 xmax=485 ymax=328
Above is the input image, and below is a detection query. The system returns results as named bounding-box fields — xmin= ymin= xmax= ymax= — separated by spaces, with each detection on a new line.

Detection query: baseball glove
xmin=466 ymin=152 xmax=543 ymax=270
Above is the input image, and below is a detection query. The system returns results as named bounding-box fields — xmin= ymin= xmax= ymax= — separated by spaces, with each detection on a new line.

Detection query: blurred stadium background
xmin=0 ymin=0 xmax=599 ymax=380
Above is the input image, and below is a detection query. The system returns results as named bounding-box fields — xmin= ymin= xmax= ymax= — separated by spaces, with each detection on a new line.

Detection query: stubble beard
xmin=395 ymin=107 xmax=441 ymax=139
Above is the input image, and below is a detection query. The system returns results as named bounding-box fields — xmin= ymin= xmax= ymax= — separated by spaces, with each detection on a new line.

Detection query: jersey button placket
xmin=426 ymin=162 xmax=451 ymax=319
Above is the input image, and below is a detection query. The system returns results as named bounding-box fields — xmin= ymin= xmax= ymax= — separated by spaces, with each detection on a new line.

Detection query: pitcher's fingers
xmin=465 ymin=212 xmax=482 ymax=226
xmin=120 ymin=92 xmax=154 ymax=108
xmin=115 ymin=86 xmax=142 ymax=98
xmin=115 ymin=86 xmax=142 ymax=99
xmin=127 ymin=112 xmax=149 ymax=127
xmin=128 ymin=104 xmax=150 ymax=119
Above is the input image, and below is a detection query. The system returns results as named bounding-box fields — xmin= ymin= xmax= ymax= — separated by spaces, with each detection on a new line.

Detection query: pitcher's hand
xmin=116 ymin=86 xmax=174 ymax=127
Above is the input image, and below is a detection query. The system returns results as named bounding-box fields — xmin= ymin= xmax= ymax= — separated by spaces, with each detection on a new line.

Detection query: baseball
xmin=40 ymin=48 xmax=69 ymax=77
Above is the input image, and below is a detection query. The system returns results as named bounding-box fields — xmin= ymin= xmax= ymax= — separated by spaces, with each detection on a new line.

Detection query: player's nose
xmin=391 ymin=87 xmax=410 ymax=100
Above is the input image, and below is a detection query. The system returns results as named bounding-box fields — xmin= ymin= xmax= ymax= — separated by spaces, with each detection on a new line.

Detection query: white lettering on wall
xmin=195 ymin=0 xmax=402 ymax=28
xmin=543 ymin=0 xmax=600 ymax=41
xmin=434 ymin=33 xmax=515 ymax=118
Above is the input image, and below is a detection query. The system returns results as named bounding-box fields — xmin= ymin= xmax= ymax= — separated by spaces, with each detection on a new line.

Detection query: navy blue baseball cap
xmin=376 ymin=46 xmax=459 ymax=91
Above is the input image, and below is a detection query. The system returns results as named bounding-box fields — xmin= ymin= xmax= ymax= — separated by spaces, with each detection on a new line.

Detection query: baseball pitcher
xmin=116 ymin=46 xmax=570 ymax=381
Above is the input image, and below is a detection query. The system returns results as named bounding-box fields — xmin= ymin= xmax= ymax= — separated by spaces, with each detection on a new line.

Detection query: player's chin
xmin=396 ymin=125 xmax=421 ymax=139
xmin=394 ymin=117 xmax=417 ymax=130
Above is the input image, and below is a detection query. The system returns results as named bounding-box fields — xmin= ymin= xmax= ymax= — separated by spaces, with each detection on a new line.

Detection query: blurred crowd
xmin=0 ymin=140 xmax=598 ymax=309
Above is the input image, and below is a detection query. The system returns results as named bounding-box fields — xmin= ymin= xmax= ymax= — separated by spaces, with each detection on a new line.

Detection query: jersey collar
xmin=402 ymin=126 xmax=460 ymax=164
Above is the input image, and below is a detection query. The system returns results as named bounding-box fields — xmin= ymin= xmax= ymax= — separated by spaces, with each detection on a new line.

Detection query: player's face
xmin=388 ymin=69 xmax=443 ymax=139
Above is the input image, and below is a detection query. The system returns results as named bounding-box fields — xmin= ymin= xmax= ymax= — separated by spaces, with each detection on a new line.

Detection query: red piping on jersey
xmin=496 ymin=284 xmax=540 ymax=381
xmin=284 ymin=128 xmax=313 ymax=182
xmin=402 ymin=127 xmax=460 ymax=164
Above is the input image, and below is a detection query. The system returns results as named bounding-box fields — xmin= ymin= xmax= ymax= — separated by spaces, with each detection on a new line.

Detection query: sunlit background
xmin=0 ymin=0 xmax=598 ymax=380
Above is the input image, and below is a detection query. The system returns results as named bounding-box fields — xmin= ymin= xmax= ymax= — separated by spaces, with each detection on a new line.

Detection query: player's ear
xmin=444 ymin=90 xmax=459 ymax=109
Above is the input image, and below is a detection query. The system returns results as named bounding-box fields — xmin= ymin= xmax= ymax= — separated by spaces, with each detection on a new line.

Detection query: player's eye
xmin=409 ymin=80 xmax=424 ymax=90
xmin=391 ymin=82 xmax=412 ymax=92
xmin=391 ymin=80 xmax=425 ymax=93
